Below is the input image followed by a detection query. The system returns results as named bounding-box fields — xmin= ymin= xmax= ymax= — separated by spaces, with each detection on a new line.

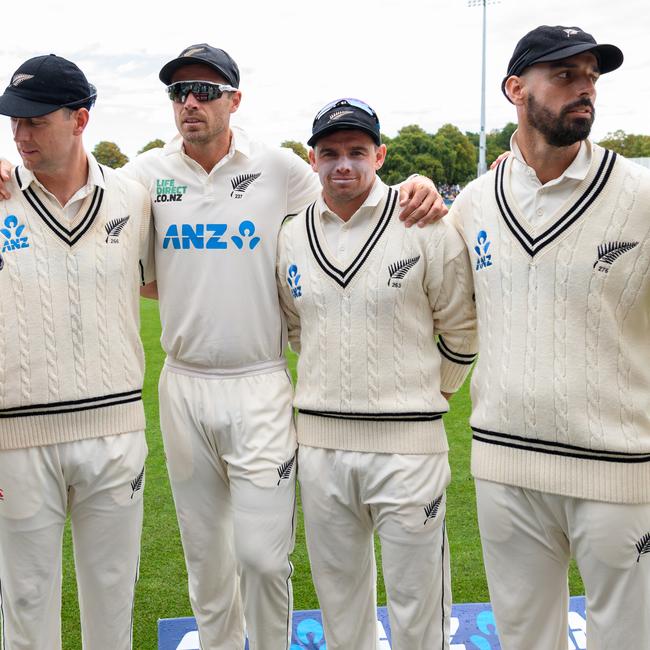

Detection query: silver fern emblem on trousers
xmin=593 ymin=241 xmax=638 ymax=273
xmin=277 ymin=454 xmax=296 ymax=485
xmin=130 ymin=466 xmax=145 ymax=499
xmin=388 ymin=255 xmax=420 ymax=287
xmin=424 ymin=494 xmax=443 ymax=525
xmin=636 ymin=532 xmax=650 ymax=562
xmin=105 ymin=216 xmax=130 ymax=243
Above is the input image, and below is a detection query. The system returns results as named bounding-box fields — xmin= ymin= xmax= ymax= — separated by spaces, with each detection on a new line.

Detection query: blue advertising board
xmin=159 ymin=596 xmax=589 ymax=649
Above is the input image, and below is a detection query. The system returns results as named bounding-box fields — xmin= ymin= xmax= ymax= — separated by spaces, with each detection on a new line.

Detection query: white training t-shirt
xmin=122 ymin=126 xmax=320 ymax=375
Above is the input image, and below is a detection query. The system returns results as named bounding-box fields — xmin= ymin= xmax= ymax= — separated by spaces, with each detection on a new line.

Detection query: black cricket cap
xmin=0 ymin=54 xmax=97 ymax=118
xmin=159 ymin=44 xmax=240 ymax=88
xmin=502 ymin=25 xmax=623 ymax=101
xmin=308 ymin=99 xmax=381 ymax=147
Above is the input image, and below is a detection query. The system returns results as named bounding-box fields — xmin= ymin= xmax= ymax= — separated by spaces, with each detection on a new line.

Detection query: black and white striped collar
xmin=306 ymin=184 xmax=398 ymax=288
xmin=15 ymin=161 xmax=105 ymax=247
xmin=495 ymin=146 xmax=616 ymax=258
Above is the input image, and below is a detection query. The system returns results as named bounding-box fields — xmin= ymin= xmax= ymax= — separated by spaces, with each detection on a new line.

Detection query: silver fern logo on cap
xmin=563 ymin=28 xmax=580 ymax=37
xmin=105 ymin=216 xmax=130 ymax=244
xmin=593 ymin=241 xmax=638 ymax=273
xmin=328 ymin=110 xmax=353 ymax=122
xmin=230 ymin=172 xmax=261 ymax=199
xmin=183 ymin=47 xmax=205 ymax=57
xmin=11 ymin=73 xmax=34 ymax=87
xmin=387 ymin=255 xmax=420 ymax=288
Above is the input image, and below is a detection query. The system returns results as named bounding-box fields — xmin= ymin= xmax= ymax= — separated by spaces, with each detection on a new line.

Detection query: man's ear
xmin=308 ymin=147 xmax=318 ymax=172
xmin=505 ymin=75 xmax=526 ymax=106
xmin=374 ymin=143 xmax=387 ymax=171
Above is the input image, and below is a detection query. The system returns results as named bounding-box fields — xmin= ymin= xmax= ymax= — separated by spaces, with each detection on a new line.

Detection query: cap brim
xmin=0 ymin=91 xmax=60 ymax=118
xmin=159 ymin=57 xmax=235 ymax=86
xmin=535 ymin=42 xmax=624 ymax=73
xmin=308 ymin=123 xmax=381 ymax=147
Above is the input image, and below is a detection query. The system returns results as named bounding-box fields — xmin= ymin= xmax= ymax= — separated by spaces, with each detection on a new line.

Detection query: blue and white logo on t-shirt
xmin=162 ymin=220 xmax=262 ymax=250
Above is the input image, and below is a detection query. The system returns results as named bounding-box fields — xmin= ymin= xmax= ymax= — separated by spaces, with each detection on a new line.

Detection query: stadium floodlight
xmin=468 ymin=0 xmax=500 ymax=177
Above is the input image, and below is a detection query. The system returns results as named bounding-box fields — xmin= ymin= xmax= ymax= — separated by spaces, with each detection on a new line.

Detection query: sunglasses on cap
xmin=314 ymin=98 xmax=379 ymax=123
xmin=166 ymin=80 xmax=238 ymax=103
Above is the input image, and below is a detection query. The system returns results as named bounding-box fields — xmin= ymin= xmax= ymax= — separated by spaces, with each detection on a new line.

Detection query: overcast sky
xmin=1 ymin=0 xmax=648 ymax=164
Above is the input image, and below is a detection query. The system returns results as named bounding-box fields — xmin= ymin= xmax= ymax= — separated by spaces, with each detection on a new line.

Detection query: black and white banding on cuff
xmin=437 ymin=337 xmax=477 ymax=366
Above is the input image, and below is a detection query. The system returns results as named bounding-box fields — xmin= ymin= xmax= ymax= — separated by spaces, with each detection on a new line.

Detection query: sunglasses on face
xmin=166 ymin=80 xmax=238 ymax=103
xmin=314 ymin=98 xmax=379 ymax=123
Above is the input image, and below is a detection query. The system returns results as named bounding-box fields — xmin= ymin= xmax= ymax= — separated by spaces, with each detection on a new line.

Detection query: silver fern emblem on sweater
xmin=277 ymin=454 xmax=296 ymax=485
xmin=593 ymin=241 xmax=638 ymax=273
xmin=105 ymin=216 xmax=130 ymax=243
xmin=387 ymin=255 xmax=420 ymax=287
xmin=230 ymin=173 xmax=261 ymax=199
xmin=636 ymin=532 xmax=650 ymax=562
xmin=423 ymin=495 xmax=443 ymax=525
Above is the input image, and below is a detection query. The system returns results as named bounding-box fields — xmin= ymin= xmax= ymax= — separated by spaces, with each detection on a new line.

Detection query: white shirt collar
xmin=510 ymin=130 xmax=592 ymax=185
xmin=16 ymin=152 xmax=105 ymax=208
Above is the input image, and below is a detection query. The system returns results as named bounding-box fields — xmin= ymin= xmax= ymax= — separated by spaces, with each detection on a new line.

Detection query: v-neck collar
xmin=495 ymin=146 xmax=616 ymax=258
xmin=306 ymin=186 xmax=398 ymax=288
xmin=16 ymin=165 xmax=105 ymax=247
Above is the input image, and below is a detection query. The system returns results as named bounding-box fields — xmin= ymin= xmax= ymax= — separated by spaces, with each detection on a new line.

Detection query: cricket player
xmin=120 ymin=45 xmax=446 ymax=649
xmin=276 ymin=99 xmax=477 ymax=649
xmin=450 ymin=26 xmax=650 ymax=649
xmin=0 ymin=55 xmax=153 ymax=650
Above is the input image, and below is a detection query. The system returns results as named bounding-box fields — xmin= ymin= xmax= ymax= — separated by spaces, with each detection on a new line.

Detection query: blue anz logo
xmin=162 ymin=220 xmax=261 ymax=250
xmin=1 ymin=215 xmax=29 ymax=253
xmin=474 ymin=230 xmax=492 ymax=271
xmin=287 ymin=264 xmax=302 ymax=298
xmin=231 ymin=220 xmax=261 ymax=250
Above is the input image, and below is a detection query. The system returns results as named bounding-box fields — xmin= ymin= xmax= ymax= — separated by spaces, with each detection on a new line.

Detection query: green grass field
xmin=54 ymin=298 xmax=584 ymax=648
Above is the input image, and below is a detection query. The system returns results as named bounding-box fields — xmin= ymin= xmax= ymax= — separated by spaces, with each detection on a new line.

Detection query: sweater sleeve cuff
xmin=437 ymin=338 xmax=476 ymax=393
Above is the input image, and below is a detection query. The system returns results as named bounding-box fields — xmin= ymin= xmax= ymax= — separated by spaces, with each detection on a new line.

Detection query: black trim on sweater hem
xmin=299 ymin=408 xmax=444 ymax=422
xmin=0 ymin=390 xmax=142 ymax=418
xmin=473 ymin=427 xmax=650 ymax=463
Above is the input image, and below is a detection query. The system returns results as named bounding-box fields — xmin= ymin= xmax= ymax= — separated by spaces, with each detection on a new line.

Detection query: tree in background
xmin=93 ymin=141 xmax=129 ymax=168
xmin=281 ymin=140 xmax=309 ymax=163
xmin=597 ymin=130 xmax=650 ymax=157
xmin=138 ymin=139 xmax=166 ymax=155
xmin=466 ymin=122 xmax=517 ymax=167
xmin=380 ymin=124 xmax=475 ymax=186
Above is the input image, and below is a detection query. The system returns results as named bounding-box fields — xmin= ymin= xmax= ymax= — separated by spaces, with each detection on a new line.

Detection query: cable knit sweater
xmin=277 ymin=179 xmax=477 ymax=454
xmin=0 ymin=162 xmax=153 ymax=449
xmin=451 ymin=144 xmax=650 ymax=503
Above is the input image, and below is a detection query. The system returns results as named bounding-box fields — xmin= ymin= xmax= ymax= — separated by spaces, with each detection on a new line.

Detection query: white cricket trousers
xmin=0 ymin=430 xmax=146 ymax=650
xmin=476 ymin=479 xmax=650 ymax=650
xmin=299 ymin=445 xmax=452 ymax=650
xmin=159 ymin=366 xmax=297 ymax=650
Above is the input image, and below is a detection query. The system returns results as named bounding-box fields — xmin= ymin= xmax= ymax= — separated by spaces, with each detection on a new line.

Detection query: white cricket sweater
xmin=122 ymin=127 xmax=321 ymax=377
xmin=0 ymin=161 xmax=153 ymax=450
xmin=451 ymin=144 xmax=650 ymax=503
xmin=277 ymin=179 xmax=477 ymax=454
